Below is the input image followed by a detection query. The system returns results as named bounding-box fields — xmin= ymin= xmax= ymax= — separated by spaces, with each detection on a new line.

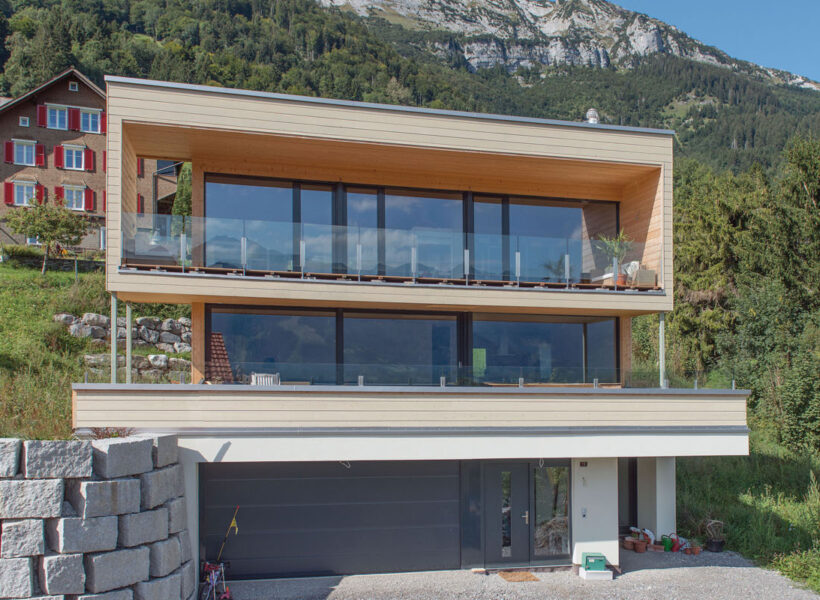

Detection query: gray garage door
xmin=199 ymin=461 xmax=461 ymax=579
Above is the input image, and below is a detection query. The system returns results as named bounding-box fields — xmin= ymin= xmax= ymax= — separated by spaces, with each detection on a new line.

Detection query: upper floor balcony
xmin=104 ymin=76 xmax=674 ymax=315
xmin=120 ymin=200 xmax=655 ymax=292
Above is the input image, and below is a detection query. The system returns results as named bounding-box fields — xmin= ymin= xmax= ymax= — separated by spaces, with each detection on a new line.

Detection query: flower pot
xmin=684 ymin=547 xmax=692 ymax=555
xmin=633 ymin=540 xmax=647 ymax=553
xmin=623 ymin=538 xmax=635 ymax=550
xmin=691 ymin=546 xmax=702 ymax=555
xmin=706 ymin=539 xmax=725 ymax=553
xmin=617 ymin=274 xmax=627 ymax=286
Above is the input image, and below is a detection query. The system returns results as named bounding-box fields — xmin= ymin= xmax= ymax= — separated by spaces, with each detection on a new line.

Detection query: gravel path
xmin=229 ymin=551 xmax=817 ymax=600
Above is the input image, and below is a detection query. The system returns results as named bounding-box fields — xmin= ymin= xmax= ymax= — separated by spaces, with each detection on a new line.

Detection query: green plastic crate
xmin=581 ymin=552 xmax=607 ymax=571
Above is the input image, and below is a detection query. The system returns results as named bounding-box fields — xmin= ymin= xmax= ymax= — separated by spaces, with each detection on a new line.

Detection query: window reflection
xmin=204 ymin=177 xmax=293 ymax=271
xmin=343 ymin=313 xmax=458 ymax=385
xmin=300 ymin=184 xmax=333 ymax=273
xmin=384 ymin=190 xmax=463 ymax=278
xmin=346 ymin=188 xmax=379 ymax=274
xmin=533 ymin=466 xmax=570 ymax=557
xmin=472 ymin=314 xmax=617 ymax=384
xmin=501 ymin=470 xmax=512 ymax=558
xmin=207 ymin=308 xmax=336 ymax=384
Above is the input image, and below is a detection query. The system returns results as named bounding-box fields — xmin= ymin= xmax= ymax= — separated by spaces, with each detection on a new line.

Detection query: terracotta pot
xmin=684 ymin=547 xmax=692 ymax=555
xmin=633 ymin=540 xmax=647 ymax=553
xmin=623 ymin=538 xmax=635 ymax=550
xmin=617 ymin=274 xmax=627 ymax=286
xmin=692 ymin=546 xmax=702 ymax=555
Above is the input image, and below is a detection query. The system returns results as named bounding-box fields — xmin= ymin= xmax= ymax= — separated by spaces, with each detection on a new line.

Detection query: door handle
xmin=522 ymin=510 xmax=529 ymax=525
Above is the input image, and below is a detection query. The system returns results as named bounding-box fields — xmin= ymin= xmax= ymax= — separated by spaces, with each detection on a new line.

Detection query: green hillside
xmin=0 ymin=0 xmax=818 ymax=171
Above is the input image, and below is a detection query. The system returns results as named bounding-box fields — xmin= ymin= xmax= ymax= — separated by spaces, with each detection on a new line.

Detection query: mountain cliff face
xmin=320 ymin=0 xmax=819 ymax=91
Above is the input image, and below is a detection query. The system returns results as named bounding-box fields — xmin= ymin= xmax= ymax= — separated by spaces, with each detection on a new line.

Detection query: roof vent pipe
xmin=585 ymin=108 xmax=600 ymax=124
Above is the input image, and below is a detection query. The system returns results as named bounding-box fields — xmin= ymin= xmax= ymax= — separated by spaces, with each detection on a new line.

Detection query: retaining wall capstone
xmin=0 ymin=436 xmax=196 ymax=600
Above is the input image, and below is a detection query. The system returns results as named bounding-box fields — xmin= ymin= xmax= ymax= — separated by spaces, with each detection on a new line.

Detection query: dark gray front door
xmin=199 ymin=460 xmax=460 ymax=579
xmin=484 ymin=463 xmax=530 ymax=565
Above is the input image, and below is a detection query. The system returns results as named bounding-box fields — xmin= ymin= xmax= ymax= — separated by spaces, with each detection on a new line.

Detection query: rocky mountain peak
xmin=319 ymin=0 xmax=819 ymax=91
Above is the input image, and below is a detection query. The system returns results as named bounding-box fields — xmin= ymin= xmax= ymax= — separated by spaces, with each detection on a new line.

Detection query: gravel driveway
xmin=228 ymin=551 xmax=817 ymax=600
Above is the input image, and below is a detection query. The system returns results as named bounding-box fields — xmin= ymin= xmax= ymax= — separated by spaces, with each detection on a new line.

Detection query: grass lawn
xmin=0 ymin=262 xmax=188 ymax=439
xmin=678 ymin=427 xmax=820 ymax=592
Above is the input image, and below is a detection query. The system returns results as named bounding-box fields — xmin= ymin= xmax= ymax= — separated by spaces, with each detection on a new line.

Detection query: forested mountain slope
xmin=0 ymin=0 xmax=817 ymax=171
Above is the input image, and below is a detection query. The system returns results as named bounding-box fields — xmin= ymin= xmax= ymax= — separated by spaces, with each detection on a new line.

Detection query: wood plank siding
xmin=104 ymin=77 xmax=674 ymax=315
xmin=72 ymin=385 xmax=747 ymax=430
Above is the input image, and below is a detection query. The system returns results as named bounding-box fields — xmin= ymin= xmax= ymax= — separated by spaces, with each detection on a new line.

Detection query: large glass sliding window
xmin=205 ymin=176 xmax=293 ymax=271
xmin=206 ymin=308 xmax=336 ymax=384
xmin=384 ymin=190 xmax=463 ymax=278
xmin=509 ymin=198 xmax=585 ymax=283
xmin=300 ymin=184 xmax=334 ymax=273
xmin=473 ymin=196 xmax=505 ymax=281
xmin=346 ymin=187 xmax=380 ymax=274
xmin=471 ymin=315 xmax=617 ymax=384
xmin=343 ymin=312 xmax=458 ymax=385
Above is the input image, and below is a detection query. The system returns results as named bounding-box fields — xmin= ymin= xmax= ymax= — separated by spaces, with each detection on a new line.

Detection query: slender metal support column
xmin=110 ymin=293 xmax=118 ymax=384
xmin=125 ymin=303 xmax=132 ymax=384
xmin=659 ymin=312 xmax=667 ymax=389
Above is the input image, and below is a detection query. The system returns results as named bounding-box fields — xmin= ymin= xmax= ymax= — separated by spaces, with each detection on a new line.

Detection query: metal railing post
xmin=125 ymin=302 xmax=132 ymax=384
xmin=110 ymin=293 xmax=118 ymax=384
xmin=659 ymin=312 xmax=667 ymax=389
xmin=564 ymin=253 xmax=570 ymax=288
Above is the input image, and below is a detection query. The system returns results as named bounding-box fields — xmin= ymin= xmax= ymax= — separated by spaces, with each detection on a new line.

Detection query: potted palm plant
xmin=595 ymin=230 xmax=633 ymax=286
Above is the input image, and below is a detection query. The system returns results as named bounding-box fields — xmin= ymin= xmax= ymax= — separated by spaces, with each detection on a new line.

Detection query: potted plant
xmin=594 ymin=230 xmax=633 ymax=286
xmin=705 ymin=520 xmax=725 ymax=552
xmin=689 ymin=538 xmax=703 ymax=555
xmin=633 ymin=538 xmax=647 ymax=553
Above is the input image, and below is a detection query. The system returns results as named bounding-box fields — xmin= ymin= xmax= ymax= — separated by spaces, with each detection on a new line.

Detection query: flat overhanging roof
xmin=105 ymin=75 xmax=676 ymax=137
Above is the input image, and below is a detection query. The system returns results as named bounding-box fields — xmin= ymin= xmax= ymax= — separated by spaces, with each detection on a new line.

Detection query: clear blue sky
xmin=615 ymin=0 xmax=820 ymax=81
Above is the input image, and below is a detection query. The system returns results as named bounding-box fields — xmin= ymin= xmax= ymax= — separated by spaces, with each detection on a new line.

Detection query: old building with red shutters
xmin=0 ymin=68 xmax=176 ymax=251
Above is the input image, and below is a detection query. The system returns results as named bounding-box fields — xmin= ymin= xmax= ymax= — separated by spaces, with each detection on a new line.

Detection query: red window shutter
xmin=54 ymin=186 xmax=64 ymax=205
xmin=102 ymin=190 xmax=106 ymax=212
xmin=102 ymin=151 xmax=106 ymax=172
xmin=84 ymin=148 xmax=94 ymax=172
xmin=84 ymin=188 xmax=94 ymax=211
xmin=4 ymin=141 xmax=13 ymax=163
xmin=54 ymin=145 xmax=64 ymax=169
xmin=3 ymin=182 xmax=13 ymax=205
xmin=35 ymin=184 xmax=44 ymax=204
xmin=137 ymin=158 xmax=144 ymax=177
xmin=100 ymin=112 xmax=107 ymax=133
xmin=35 ymin=144 xmax=45 ymax=167
xmin=37 ymin=105 xmax=47 ymax=127
xmin=68 ymin=108 xmax=80 ymax=131
xmin=137 ymin=193 xmax=144 ymax=214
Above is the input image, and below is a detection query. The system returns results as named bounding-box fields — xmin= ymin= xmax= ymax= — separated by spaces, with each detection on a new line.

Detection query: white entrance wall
xmin=570 ymin=457 xmax=620 ymax=567
xmin=637 ymin=457 xmax=677 ymax=539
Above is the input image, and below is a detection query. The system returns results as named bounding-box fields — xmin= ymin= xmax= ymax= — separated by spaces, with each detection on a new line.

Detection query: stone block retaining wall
xmin=54 ymin=314 xmax=192 ymax=355
xmin=0 ymin=436 xmax=196 ymax=600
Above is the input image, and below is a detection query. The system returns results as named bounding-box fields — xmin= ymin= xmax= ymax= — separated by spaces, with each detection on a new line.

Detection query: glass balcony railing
xmin=120 ymin=213 xmax=658 ymax=289
xmin=198 ymin=361 xmax=691 ymax=388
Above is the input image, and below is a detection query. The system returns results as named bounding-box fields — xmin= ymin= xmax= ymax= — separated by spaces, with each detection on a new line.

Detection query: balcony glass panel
xmin=301 ymin=184 xmax=333 ymax=273
xmin=204 ymin=177 xmax=293 ymax=271
xmin=474 ymin=196 xmax=505 ymax=281
xmin=384 ymin=190 xmax=463 ymax=278
xmin=346 ymin=187 xmax=380 ymax=274
xmin=343 ymin=312 xmax=458 ymax=385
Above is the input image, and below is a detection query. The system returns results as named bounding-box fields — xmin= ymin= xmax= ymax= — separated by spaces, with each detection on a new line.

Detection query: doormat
xmin=498 ymin=571 xmax=540 ymax=582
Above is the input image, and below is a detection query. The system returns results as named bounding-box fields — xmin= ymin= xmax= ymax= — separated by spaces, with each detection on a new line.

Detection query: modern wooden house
xmin=72 ymin=75 xmax=749 ymax=579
